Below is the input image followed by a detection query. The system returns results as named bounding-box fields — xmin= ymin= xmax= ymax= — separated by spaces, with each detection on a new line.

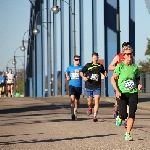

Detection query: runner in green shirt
xmin=111 ymin=47 xmax=142 ymax=141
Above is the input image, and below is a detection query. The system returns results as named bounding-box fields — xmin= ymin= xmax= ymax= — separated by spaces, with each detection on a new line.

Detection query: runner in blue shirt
xmin=0 ymin=71 xmax=7 ymax=97
xmin=66 ymin=55 xmax=83 ymax=120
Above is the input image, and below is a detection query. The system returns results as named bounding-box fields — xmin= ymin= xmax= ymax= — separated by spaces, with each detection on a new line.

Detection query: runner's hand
xmin=138 ymin=84 xmax=142 ymax=90
xmin=104 ymin=71 xmax=108 ymax=77
xmin=83 ymin=76 xmax=88 ymax=81
xmin=116 ymin=90 xmax=121 ymax=99
xmin=66 ymin=76 xmax=70 ymax=80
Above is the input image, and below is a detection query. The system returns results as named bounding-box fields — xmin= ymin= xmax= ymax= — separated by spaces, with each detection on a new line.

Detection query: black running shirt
xmin=81 ymin=63 xmax=105 ymax=89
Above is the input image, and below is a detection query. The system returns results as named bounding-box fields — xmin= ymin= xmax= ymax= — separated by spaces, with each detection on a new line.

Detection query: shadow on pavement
xmin=0 ymin=104 xmax=70 ymax=114
xmin=0 ymin=102 xmax=114 ymax=115
xmin=0 ymin=134 xmax=117 ymax=145
xmin=138 ymin=97 xmax=150 ymax=103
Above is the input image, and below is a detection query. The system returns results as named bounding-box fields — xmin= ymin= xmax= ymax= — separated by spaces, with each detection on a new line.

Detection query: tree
xmin=138 ymin=39 xmax=150 ymax=73
xmin=16 ymin=69 xmax=24 ymax=94
xmin=145 ymin=38 xmax=150 ymax=56
xmin=138 ymin=58 xmax=150 ymax=73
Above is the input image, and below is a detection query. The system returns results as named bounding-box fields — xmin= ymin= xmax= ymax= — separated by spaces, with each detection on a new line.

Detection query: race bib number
xmin=90 ymin=74 xmax=99 ymax=81
xmin=124 ymin=80 xmax=136 ymax=90
xmin=71 ymin=72 xmax=79 ymax=79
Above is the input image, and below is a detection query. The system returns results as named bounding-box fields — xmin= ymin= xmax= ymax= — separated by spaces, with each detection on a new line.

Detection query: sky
xmin=0 ymin=0 xmax=150 ymax=73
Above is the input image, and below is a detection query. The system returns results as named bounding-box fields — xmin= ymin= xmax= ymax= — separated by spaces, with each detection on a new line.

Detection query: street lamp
xmin=32 ymin=7 xmax=56 ymax=35
xmin=6 ymin=59 xmax=15 ymax=74
xmin=12 ymin=58 xmax=17 ymax=96
xmin=20 ymin=29 xmax=34 ymax=96
xmin=33 ymin=6 xmax=56 ymax=96
xmin=51 ymin=5 xmax=61 ymax=14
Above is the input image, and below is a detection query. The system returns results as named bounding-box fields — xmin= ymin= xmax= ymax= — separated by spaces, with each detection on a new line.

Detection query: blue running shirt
xmin=66 ymin=65 xmax=83 ymax=87
xmin=0 ymin=75 xmax=6 ymax=84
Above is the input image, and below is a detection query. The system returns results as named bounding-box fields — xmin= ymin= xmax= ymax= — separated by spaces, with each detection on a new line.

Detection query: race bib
xmin=90 ymin=74 xmax=99 ymax=81
xmin=124 ymin=80 xmax=136 ymax=90
xmin=71 ymin=72 xmax=79 ymax=79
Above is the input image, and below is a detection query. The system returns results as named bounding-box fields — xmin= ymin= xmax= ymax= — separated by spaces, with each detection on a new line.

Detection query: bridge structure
xmin=25 ymin=0 xmax=135 ymax=97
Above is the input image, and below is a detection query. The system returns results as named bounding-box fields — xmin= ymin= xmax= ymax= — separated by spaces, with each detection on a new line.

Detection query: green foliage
xmin=138 ymin=58 xmax=150 ymax=73
xmin=145 ymin=38 xmax=150 ymax=56
xmin=16 ymin=70 xmax=24 ymax=94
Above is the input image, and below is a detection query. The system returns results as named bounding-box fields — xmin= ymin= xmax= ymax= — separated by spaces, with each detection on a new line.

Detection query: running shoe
xmin=125 ymin=133 xmax=133 ymax=141
xmin=87 ymin=108 xmax=92 ymax=116
xmin=116 ymin=116 xmax=122 ymax=126
xmin=71 ymin=114 xmax=75 ymax=121
xmin=93 ymin=116 xmax=98 ymax=122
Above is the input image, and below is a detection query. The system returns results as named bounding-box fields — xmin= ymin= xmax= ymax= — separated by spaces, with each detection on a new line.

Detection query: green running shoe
xmin=125 ymin=133 xmax=133 ymax=141
xmin=116 ymin=116 xmax=122 ymax=126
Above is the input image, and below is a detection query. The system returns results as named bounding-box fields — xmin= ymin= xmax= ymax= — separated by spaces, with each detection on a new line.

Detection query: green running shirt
xmin=114 ymin=62 xmax=140 ymax=93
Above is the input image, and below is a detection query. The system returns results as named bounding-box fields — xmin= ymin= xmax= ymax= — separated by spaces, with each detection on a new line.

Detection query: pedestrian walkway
xmin=0 ymin=94 xmax=150 ymax=150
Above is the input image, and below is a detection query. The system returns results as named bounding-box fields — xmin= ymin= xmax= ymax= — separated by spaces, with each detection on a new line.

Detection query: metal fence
xmin=140 ymin=73 xmax=150 ymax=93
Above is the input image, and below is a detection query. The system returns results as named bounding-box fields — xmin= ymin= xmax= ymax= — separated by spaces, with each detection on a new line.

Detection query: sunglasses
xmin=74 ymin=59 xmax=80 ymax=61
xmin=124 ymin=53 xmax=133 ymax=56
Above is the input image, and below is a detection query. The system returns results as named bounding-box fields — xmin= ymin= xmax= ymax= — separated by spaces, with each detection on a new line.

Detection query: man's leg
xmin=69 ymin=86 xmax=76 ymax=120
xmin=93 ymin=88 xmax=101 ymax=122
xmin=86 ymin=88 xmax=93 ymax=116
xmin=70 ymin=94 xmax=76 ymax=120
xmin=73 ymin=87 xmax=81 ymax=119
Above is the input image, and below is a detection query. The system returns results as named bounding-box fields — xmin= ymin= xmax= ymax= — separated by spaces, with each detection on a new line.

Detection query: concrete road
xmin=0 ymin=97 xmax=150 ymax=150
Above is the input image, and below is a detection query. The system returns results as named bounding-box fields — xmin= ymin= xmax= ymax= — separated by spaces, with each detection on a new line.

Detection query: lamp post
xmin=16 ymin=65 xmax=24 ymax=93
xmin=33 ymin=5 xmax=56 ymax=96
xmin=33 ymin=6 xmax=60 ymax=35
xmin=50 ymin=0 xmax=75 ymax=95
xmin=14 ymin=47 xmax=25 ymax=96
xmin=51 ymin=0 xmax=76 ymax=55
xmin=6 ymin=59 xmax=14 ymax=74
xmin=12 ymin=56 xmax=24 ymax=95
xmin=12 ymin=58 xmax=16 ymax=96
xmin=20 ymin=30 xmax=32 ymax=97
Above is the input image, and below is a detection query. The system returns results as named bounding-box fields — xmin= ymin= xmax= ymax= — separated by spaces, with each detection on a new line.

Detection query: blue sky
xmin=0 ymin=0 xmax=150 ymax=72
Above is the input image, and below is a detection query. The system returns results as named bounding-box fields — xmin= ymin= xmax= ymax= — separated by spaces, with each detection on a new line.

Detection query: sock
xmin=11 ymin=90 xmax=13 ymax=95
xmin=88 ymin=105 xmax=92 ymax=109
xmin=94 ymin=112 xmax=97 ymax=117
xmin=74 ymin=108 xmax=77 ymax=114
xmin=126 ymin=132 xmax=130 ymax=134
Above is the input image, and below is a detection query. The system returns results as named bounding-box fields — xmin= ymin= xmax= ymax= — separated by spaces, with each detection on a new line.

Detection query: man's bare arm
xmin=108 ymin=55 xmax=119 ymax=71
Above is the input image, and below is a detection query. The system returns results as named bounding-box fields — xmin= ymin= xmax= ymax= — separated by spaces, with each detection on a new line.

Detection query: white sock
xmin=74 ymin=108 xmax=77 ymax=114
xmin=11 ymin=90 xmax=13 ymax=95
xmin=94 ymin=112 xmax=97 ymax=117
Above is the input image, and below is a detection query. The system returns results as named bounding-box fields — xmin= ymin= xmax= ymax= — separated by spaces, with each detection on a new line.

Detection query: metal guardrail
xmin=140 ymin=73 xmax=150 ymax=93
